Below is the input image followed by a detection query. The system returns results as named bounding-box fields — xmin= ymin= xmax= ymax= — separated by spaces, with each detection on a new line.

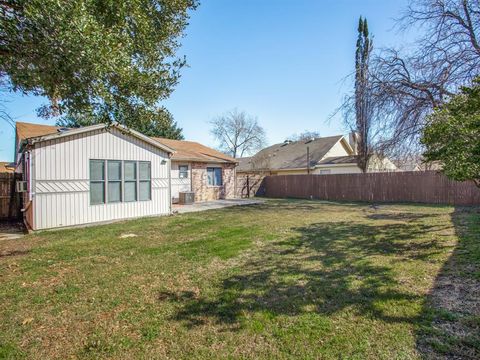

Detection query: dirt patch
xmin=416 ymin=208 xmax=480 ymax=359
xmin=0 ymin=222 xmax=30 ymax=259
xmin=0 ymin=249 xmax=30 ymax=258
xmin=0 ymin=221 xmax=25 ymax=241
xmin=432 ymin=275 xmax=480 ymax=316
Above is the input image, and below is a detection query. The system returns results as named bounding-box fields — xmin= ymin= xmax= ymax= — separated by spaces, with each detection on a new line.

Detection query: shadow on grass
xmin=415 ymin=207 xmax=480 ymax=359
xmin=159 ymin=209 xmax=456 ymax=330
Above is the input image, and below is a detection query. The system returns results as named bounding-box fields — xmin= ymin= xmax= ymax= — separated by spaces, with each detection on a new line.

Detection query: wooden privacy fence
xmin=0 ymin=172 xmax=22 ymax=220
xmin=263 ymin=171 xmax=480 ymax=206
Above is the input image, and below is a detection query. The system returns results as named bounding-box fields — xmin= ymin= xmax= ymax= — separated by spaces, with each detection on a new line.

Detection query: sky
xmin=0 ymin=0 xmax=415 ymax=162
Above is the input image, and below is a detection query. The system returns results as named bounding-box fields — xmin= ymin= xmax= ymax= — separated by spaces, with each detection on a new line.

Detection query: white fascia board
xmin=26 ymin=123 xmax=175 ymax=154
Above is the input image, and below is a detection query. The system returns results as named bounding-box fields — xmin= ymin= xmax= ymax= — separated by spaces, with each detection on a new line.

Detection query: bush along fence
xmin=263 ymin=171 xmax=480 ymax=206
xmin=0 ymin=172 xmax=22 ymax=220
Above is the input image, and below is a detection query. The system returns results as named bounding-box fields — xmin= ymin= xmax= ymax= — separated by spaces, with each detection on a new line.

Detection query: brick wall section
xmin=191 ymin=162 xmax=236 ymax=202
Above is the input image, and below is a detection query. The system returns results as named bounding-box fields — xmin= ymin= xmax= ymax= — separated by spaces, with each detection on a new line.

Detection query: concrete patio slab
xmin=172 ymin=198 xmax=264 ymax=214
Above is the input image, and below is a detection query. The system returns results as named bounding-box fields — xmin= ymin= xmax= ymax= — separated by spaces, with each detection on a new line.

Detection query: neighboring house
xmin=393 ymin=156 xmax=442 ymax=172
xmin=237 ymin=133 xmax=396 ymax=175
xmin=14 ymin=121 xmax=236 ymax=230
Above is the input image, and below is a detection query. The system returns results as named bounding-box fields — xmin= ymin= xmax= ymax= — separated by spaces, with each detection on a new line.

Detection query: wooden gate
xmin=0 ymin=173 xmax=22 ymax=220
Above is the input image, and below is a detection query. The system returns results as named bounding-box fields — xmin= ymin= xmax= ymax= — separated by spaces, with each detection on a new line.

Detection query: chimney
xmin=349 ymin=131 xmax=359 ymax=155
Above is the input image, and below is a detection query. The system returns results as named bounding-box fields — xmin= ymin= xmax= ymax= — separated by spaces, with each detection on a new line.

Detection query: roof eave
xmin=24 ymin=123 xmax=175 ymax=154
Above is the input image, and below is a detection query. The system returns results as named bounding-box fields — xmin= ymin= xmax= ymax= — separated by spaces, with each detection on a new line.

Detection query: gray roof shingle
xmin=318 ymin=155 xmax=357 ymax=165
xmin=238 ymin=135 xmax=345 ymax=172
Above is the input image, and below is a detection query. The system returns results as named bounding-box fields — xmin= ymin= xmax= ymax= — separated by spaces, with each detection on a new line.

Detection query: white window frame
xmin=89 ymin=159 xmax=152 ymax=205
xmin=107 ymin=160 xmax=122 ymax=203
xmin=178 ymin=164 xmax=189 ymax=179
xmin=138 ymin=161 xmax=152 ymax=201
xmin=90 ymin=159 xmax=106 ymax=205
xmin=124 ymin=161 xmax=137 ymax=202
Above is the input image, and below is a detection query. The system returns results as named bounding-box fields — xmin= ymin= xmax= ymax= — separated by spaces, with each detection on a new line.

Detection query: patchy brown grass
xmin=0 ymin=199 xmax=478 ymax=359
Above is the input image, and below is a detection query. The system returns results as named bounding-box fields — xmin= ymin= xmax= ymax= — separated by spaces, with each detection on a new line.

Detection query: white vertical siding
xmin=31 ymin=127 xmax=170 ymax=230
xmin=170 ymin=161 xmax=191 ymax=200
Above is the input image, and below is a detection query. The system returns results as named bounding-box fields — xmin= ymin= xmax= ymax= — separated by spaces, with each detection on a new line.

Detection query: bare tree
xmin=0 ymin=78 xmax=14 ymax=130
xmin=210 ymin=109 xmax=267 ymax=158
xmin=287 ymin=130 xmax=321 ymax=142
xmin=368 ymin=0 xmax=480 ymax=151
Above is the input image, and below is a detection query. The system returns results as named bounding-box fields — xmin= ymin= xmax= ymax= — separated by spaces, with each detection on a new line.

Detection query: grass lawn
xmin=1 ymin=199 xmax=479 ymax=359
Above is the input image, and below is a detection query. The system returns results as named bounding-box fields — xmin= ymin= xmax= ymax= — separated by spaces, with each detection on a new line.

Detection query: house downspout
xmin=233 ymin=164 xmax=237 ymax=199
xmin=168 ymin=155 xmax=172 ymax=214
xmin=21 ymin=149 xmax=34 ymax=231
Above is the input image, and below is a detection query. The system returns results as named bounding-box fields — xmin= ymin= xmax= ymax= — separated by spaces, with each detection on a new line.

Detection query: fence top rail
xmin=263 ymin=172 xmax=480 ymax=206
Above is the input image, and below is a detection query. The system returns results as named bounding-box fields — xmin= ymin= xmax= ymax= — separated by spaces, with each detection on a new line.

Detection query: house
xmin=393 ymin=156 xmax=442 ymax=172
xmin=150 ymin=137 xmax=237 ymax=203
xmin=14 ymin=121 xmax=237 ymax=230
xmin=237 ymin=133 xmax=396 ymax=175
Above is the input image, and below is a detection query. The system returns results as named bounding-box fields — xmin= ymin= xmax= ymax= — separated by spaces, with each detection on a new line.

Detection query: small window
xmin=319 ymin=169 xmax=331 ymax=175
xmin=139 ymin=162 xmax=151 ymax=201
xmin=124 ymin=161 xmax=137 ymax=202
xmin=108 ymin=161 xmax=122 ymax=202
xmin=179 ymin=165 xmax=188 ymax=179
xmin=207 ymin=167 xmax=222 ymax=186
xmin=90 ymin=160 xmax=105 ymax=204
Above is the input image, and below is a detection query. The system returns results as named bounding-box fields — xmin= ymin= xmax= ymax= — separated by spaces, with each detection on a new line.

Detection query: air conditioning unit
xmin=16 ymin=181 xmax=27 ymax=193
xmin=179 ymin=191 xmax=195 ymax=205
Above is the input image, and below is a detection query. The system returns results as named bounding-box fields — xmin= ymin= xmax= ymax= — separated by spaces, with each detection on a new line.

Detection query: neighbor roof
xmin=16 ymin=122 xmax=61 ymax=143
xmin=236 ymin=157 xmax=252 ymax=170
xmin=0 ymin=162 xmax=15 ymax=173
xmin=238 ymin=135 xmax=350 ymax=172
xmin=318 ymin=155 xmax=357 ymax=165
xmin=152 ymin=137 xmax=236 ymax=163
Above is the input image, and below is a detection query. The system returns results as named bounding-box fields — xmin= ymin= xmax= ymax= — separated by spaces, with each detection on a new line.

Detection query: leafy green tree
xmin=58 ymin=104 xmax=184 ymax=139
xmin=0 ymin=0 xmax=197 ymax=138
xmin=421 ymin=79 xmax=480 ymax=187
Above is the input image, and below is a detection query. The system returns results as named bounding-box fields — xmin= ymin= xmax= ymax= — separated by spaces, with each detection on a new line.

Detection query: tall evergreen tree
xmin=354 ymin=17 xmax=373 ymax=172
